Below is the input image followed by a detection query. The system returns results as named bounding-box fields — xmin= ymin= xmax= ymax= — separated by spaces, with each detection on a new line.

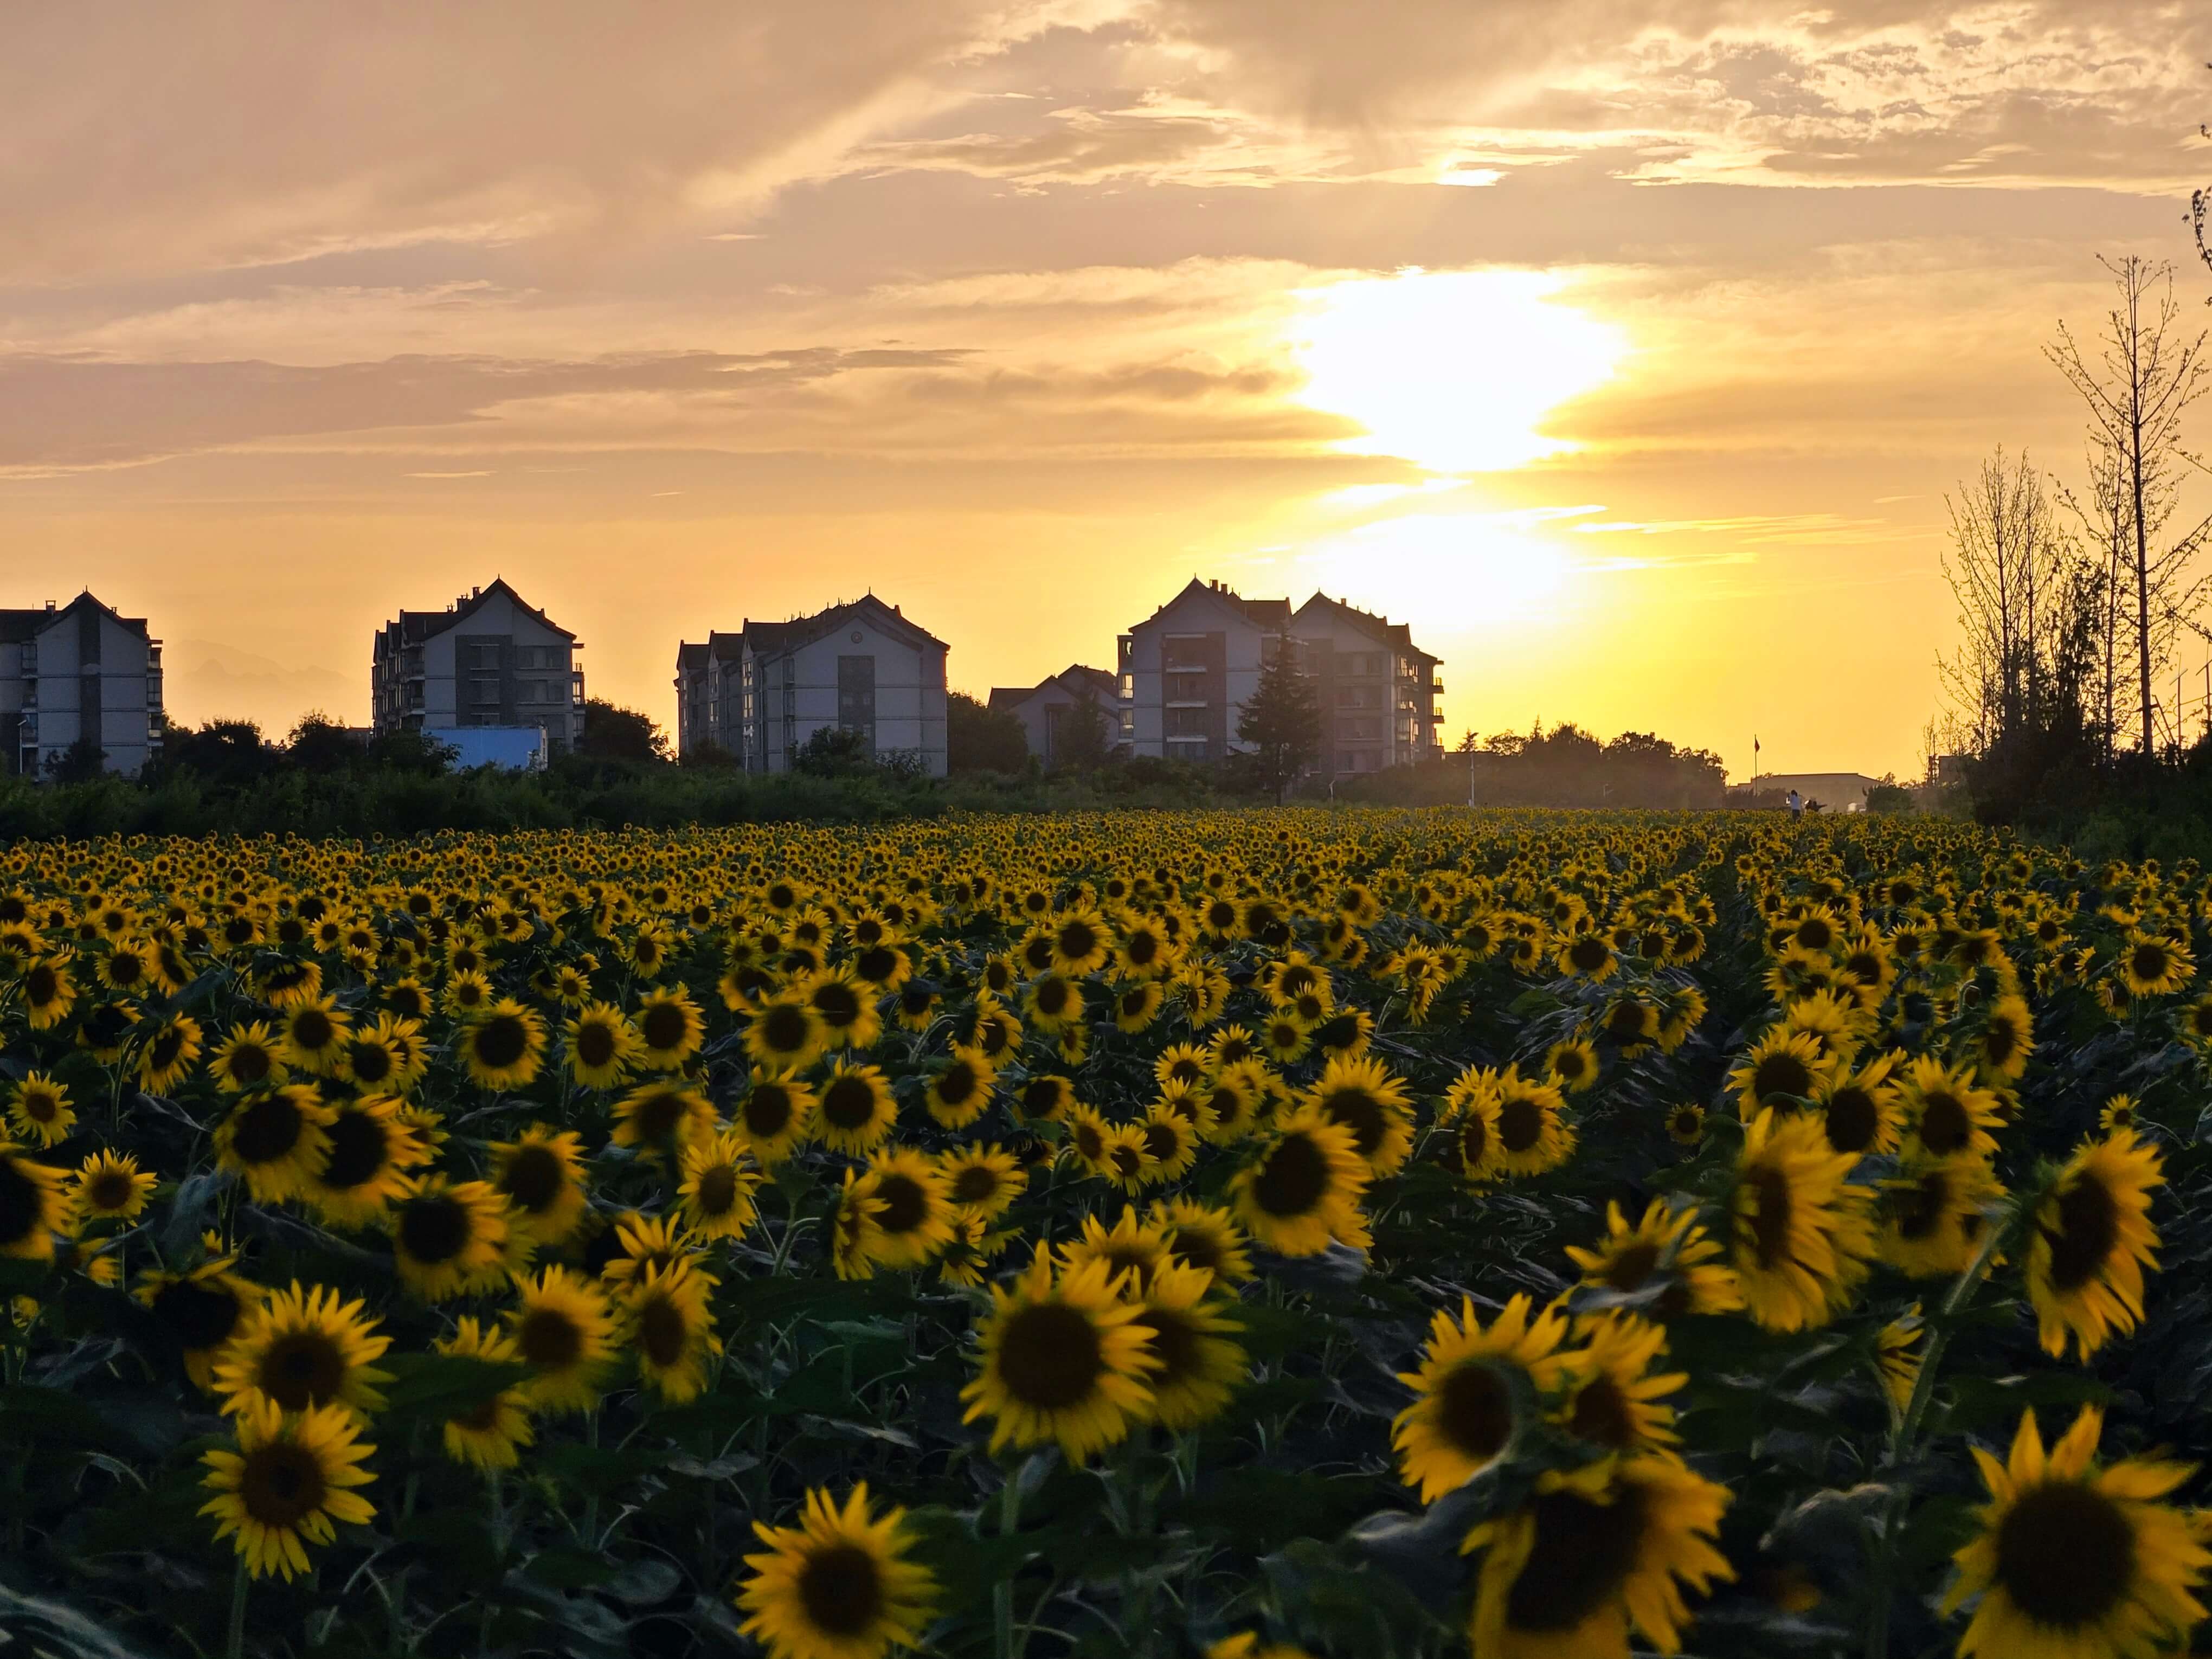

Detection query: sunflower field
xmin=2 ymin=809 xmax=2210 ymax=1659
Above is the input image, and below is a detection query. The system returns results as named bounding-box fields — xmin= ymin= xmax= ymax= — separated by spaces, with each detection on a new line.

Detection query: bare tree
xmin=2047 ymin=258 xmax=2212 ymax=754
xmin=2055 ymin=438 xmax=2134 ymax=762
xmin=1940 ymin=448 xmax=2067 ymax=749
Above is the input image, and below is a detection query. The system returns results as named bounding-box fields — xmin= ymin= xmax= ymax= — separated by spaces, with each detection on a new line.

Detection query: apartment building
xmin=1291 ymin=592 xmax=1445 ymax=780
xmin=1117 ymin=578 xmax=1291 ymax=762
xmin=0 ymin=593 xmax=165 ymax=778
xmin=674 ymin=595 xmax=948 ymax=776
xmin=1116 ymin=579 xmax=1443 ymax=776
xmin=987 ymin=665 xmax=1120 ymax=766
xmin=371 ymin=579 xmax=584 ymax=753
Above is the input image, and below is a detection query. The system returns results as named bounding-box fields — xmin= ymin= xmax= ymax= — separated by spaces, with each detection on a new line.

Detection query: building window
xmin=1167 ymin=673 xmax=1208 ymax=703
xmin=837 ymin=655 xmax=877 ymax=747
xmin=1165 ymin=707 xmax=1208 ymax=738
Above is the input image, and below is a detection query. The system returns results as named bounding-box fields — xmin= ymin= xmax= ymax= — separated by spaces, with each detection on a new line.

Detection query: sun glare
xmin=1293 ymin=268 xmax=1625 ymax=474
xmin=1301 ymin=511 xmax=1577 ymax=627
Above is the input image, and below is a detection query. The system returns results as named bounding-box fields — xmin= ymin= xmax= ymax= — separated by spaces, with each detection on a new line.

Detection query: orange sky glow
xmin=5 ymin=3 xmax=2210 ymax=781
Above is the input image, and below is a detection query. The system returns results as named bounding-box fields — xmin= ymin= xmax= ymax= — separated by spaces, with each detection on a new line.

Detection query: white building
xmin=1117 ymin=578 xmax=1291 ymax=763
xmin=676 ymin=595 xmax=948 ymax=776
xmin=371 ymin=579 xmax=584 ymax=753
xmin=0 ymin=593 xmax=165 ymax=779
xmin=1290 ymin=593 xmax=1444 ymax=780
xmin=987 ymin=665 xmax=1120 ymax=766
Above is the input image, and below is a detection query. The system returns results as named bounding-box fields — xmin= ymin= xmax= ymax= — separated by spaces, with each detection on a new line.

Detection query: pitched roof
xmin=988 ymin=664 xmax=1116 ymax=713
xmin=1294 ymin=591 xmax=1437 ymax=661
xmin=741 ymin=593 xmax=948 ymax=658
xmin=1129 ymin=577 xmax=1290 ymax=636
xmin=388 ymin=577 xmax=577 ymax=645
xmin=0 ymin=592 xmax=154 ymax=644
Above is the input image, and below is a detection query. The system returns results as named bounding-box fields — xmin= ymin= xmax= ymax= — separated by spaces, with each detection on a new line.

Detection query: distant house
xmin=371 ymin=578 xmax=584 ymax=753
xmin=0 ymin=592 xmax=165 ymax=778
xmin=1727 ymin=771 xmax=1887 ymax=813
xmin=987 ymin=666 xmax=1120 ymax=766
xmin=674 ymin=595 xmax=948 ymax=776
xmin=1116 ymin=578 xmax=1444 ymax=774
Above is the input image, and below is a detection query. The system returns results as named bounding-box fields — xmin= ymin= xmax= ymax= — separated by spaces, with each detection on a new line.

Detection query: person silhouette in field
xmin=1786 ymin=788 xmax=1802 ymax=819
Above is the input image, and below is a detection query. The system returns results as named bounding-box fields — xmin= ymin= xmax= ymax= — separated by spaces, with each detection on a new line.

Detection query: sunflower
xmin=1137 ymin=1105 xmax=1201 ymax=1183
xmin=1545 ymin=1037 xmax=1602 ymax=1094
xmin=1663 ymin=1103 xmax=1707 ymax=1147
xmin=1148 ymin=1198 xmax=1255 ymax=1287
xmin=1493 ymin=1069 xmax=1578 ymax=1179
xmin=677 ymin=1129 xmax=762 ymax=1240
xmin=443 ymin=968 xmax=494 ymax=1018
xmin=1947 ymin=1405 xmax=2208 ymax=1659
xmin=851 ymin=1148 xmax=956 ymax=1271
xmin=430 ymin=1316 xmax=535 ymax=1471
xmin=1563 ymin=1199 xmax=1743 ymax=1320
xmin=1727 ymin=1027 xmax=1834 ymax=1118
xmin=1973 ymin=993 xmax=2036 ymax=1083
xmin=276 ymin=996 xmax=351 ymax=1077
xmin=1259 ymin=1013 xmax=1312 ymax=1065
xmin=1392 ymin=1293 xmax=1572 ymax=1503
xmin=460 ymin=999 xmax=547 ymax=1091
xmin=1060 ymin=1207 xmax=1174 ymax=1298
xmin=745 ymin=995 xmax=830 ymax=1073
xmin=214 ymin=1084 xmax=337 ymax=1204
xmin=73 ymin=1148 xmax=156 ymax=1222
xmin=1097 ymin=1121 xmax=1159 ymax=1195
xmin=208 ymin=1021 xmax=289 ymax=1094
xmin=610 ymin=1079 xmax=718 ymax=1155
xmin=136 ymin=1013 xmax=203 ymax=1092
xmin=624 ymin=986 xmax=702 ymax=1071
xmin=389 ymin=1176 xmax=511 ymax=1301
xmin=563 ymin=1002 xmax=639 ymax=1089
xmin=799 ymin=969 xmax=883 ymax=1053
xmin=940 ymin=1144 xmax=1025 ymax=1221
xmin=1303 ymin=1054 xmax=1415 ymax=1176
xmin=736 ymin=1482 xmax=938 ymax=1659
xmin=0 ymin=1141 xmax=69 ymax=1261
xmin=200 ymin=1399 xmax=376 ymax=1581
xmin=487 ymin=1124 xmax=591 ymax=1244
xmin=1553 ymin=1311 xmax=1683 ymax=1457
xmin=735 ymin=1071 xmax=818 ymax=1165
xmin=307 ymin=1095 xmax=433 ymax=1229
xmin=924 ymin=1046 xmax=995 ymax=1132
xmin=1128 ymin=1259 xmax=1247 ymax=1431
xmin=621 ymin=1259 xmax=719 ymax=1406
xmin=213 ymin=1279 xmax=391 ymax=1420
xmin=2026 ymin=1128 xmax=2162 ymax=1361
xmin=1438 ymin=1067 xmax=1506 ymax=1181
xmin=1896 ymin=1055 xmax=2003 ymax=1161
xmin=1728 ymin=1108 xmax=1877 ymax=1333
xmin=1014 ymin=1072 xmax=1074 ymax=1126
xmin=1462 ymin=1454 xmax=1733 ymax=1659
xmin=1881 ymin=1156 xmax=2005 ymax=1279
xmin=1876 ymin=1306 xmax=1924 ymax=1413
xmin=816 ymin=1062 xmax=900 ymax=1155
xmin=136 ymin=1251 xmax=263 ymax=1389
xmin=1115 ymin=977 xmax=1167 ymax=1034
xmin=1230 ymin=1109 xmax=1372 ymax=1257
xmin=1207 ymin=1637 xmax=1316 ymax=1659
xmin=1200 ymin=1062 xmax=1270 ymax=1144
xmin=2099 ymin=1093 xmax=2140 ymax=1134
xmin=961 ymin=1253 xmax=1156 ymax=1464
xmin=19 ymin=955 xmax=76 ymax=1030
xmin=599 ymin=1211 xmax=717 ymax=1290
xmin=5 ymin=1072 xmax=74 ymax=1148
xmin=507 ymin=1267 xmax=619 ymax=1415
xmin=1812 ymin=1053 xmax=1904 ymax=1158
xmin=2117 ymin=930 xmax=2195 ymax=999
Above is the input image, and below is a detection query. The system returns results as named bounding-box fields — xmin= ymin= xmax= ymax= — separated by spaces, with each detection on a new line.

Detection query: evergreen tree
xmin=1237 ymin=631 xmax=1321 ymax=802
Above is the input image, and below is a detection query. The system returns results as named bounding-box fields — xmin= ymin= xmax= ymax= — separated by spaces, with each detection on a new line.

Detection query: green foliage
xmin=948 ymin=691 xmax=1030 ymax=775
xmin=1236 ymin=632 xmax=1322 ymax=802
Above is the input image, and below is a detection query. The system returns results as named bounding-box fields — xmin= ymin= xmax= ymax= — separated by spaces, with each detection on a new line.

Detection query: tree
xmin=792 ymin=724 xmax=877 ymax=777
xmin=159 ymin=719 xmax=278 ymax=790
xmin=947 ymin=692 xmax=1028 ymax=774
xmin=1236 ymin=632 xmax=1321 ymax=802
xmin=286 ymin=711 xmax=363 ymax=774
xmin=1939 ymin=448 xmax=2068 ymax=753
xmin=577 ymin=698 xmax=670 ymax=763
xmin=2047 ymin=258 xmax=2212 ymax=755
xmin=44 ymin=735 xmax=106 ymax=783
xmin=1050 ymin=692 xmax=1113 ymax=775
xmin=677 ymin=738 xmax=739 ymax=769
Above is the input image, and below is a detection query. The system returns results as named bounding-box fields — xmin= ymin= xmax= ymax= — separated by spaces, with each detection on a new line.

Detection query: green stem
xmin=994 ymin=1465 xmax=1025 ymax=1659
xmin=225 ymin=1559 xmax=250 ymax=1659
xmin=1864 ymin=1205 xmax=2017 ymax=1659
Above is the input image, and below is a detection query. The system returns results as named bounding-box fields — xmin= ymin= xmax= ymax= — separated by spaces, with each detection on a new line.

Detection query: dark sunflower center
xmin=257 ymin=1331 xmax=347 ymax=1411
xmin=154 ymin=1277 xmax=241 ymax=1351
xmin=320 ymin=1111 xmax=391 ymax=1191
xmin=998 ymin=1301 xmax=1107 ymax=1409
xmin=1435 ymin=1362 xmax=1514 ymax=1462
xmin=1131 ymin=1306 xmax=1200 ymax=1385
xmin=856 ymin=946 xmax=897 ymax=982
xmin=1601 ymin=1243 xmax=1660 ymax=1293
xmin=637 ymin=1296 xmax=689 ymax=1368
xmin=25 ymin=963 xmax=59 ymax=1005
xmin=1753 ymin=1051 xmax=1814 ymax=1103
xmin=760 ymin=1004 xmax=812 ymax=1052
xmin=633 ymin=1091 xmax=687 ymax=1141
xmin=1252 ymin=1132 xmax=1330 ymax=1217
xmin=872 ymin=1174 xmax=929 ymax=1236
xmin=1568 ymin=937 xmax=1610 ymax=972
xmin=0 ymin=1156 xmax=48 ymax=1245
xmin=744 ymin=1086 xmax=794 ymax=1139
xmin=1167 ymin=1227 xmax=1221 ymax=1274
xmin=1895 ymin=1172 xmax=1951 ymax=1242
xmin=1918 ymin=1093 xmax=1971 ymax=1155
xmin=2043 ymin=1174 xmax=2122 ymax=1293
xmin=797 ymin=1544 xmax=885 ymax=1637
xmin=1504 ymin=1482 xmax=1649 ymax=1634
xmin=640 ymin=1004 xmax=688 ymax=1051
xmin=1567 ymin=1375 xmax=1637 ymax=1448
xmin=936 ymin=1064 xmax=978 ymax=1108
xmin=696 ymin=1167 xmax=740 ymax=1215
xmin=2132 ymin=944 xmax=2169 ymax=982
xmin=473 ymin=1016 xmax=529 ymax=1070
xmin=226 ymin=1044 xmax=272 ymax=1086
xmin=809 ymin=984 xmax=860 ymax=1027
xmin=518 ymin=1308 xmax=585 ymax=1369
xmin=1320 ymin=1088 xmax=1388 ymax=1158
xmin=346 ymin=1040 xmax=393 ymax=1085
xmin=146 ymin=1027 xmax=185 ymax=1069
xmin=1824 ymin=1087 xmax=1878 ymax=1154
xmin=1498 ymin=1099 xmax=1544 ymax=1154
xmin=398 ymin=1195 xmax=473 ymax=1264
xmin=1746 ymin=1165 xmax=1795 ymax=1268
xmin=1985 ymin=1020 xmax=2018 ymax=1063
xmin=1457 ymin=1115 xmax=1490 ymax=1166
xmin=1141 ymin=1120 xmax=1182 ymax=1163
xmin=502 ymin=1145 xmax=567 ymax=1212
xmin=1021 ymin=1078 xmax=1064 ymax=1117
xmin=1057 ymin=921 xmax=1098 ymax=960
xmin=292 ymin=1009 xmax=334 ymax=1050
xmin=1033 ymin=979 xmax=1071 ymax=1016
xmin=87 ymin=1169 xmax=137 ymax=1211
xmin=1994 ymin=1481 xmax=2135 ymax=1629
xmin=229 ymin=1094 xmax=306 ymax=1165
xmin=822 ymin=1076 xmax=879 ymax=1130
xmin=574 ymin=1022 xmax=617 ymax=1068
xmin=951 ymin=1166 xmax=999 ymax=1205
xmin=240 ymin=1441 xmax=329 ymax=1529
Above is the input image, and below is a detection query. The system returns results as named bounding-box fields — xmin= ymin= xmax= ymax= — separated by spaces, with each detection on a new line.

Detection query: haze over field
xmin=4 ymin=2 xmax=2207 ymax=779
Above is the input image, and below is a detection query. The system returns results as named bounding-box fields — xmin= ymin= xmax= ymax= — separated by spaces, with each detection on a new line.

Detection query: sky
xmin=4 ymin=2 xmax=2209 ymax=781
